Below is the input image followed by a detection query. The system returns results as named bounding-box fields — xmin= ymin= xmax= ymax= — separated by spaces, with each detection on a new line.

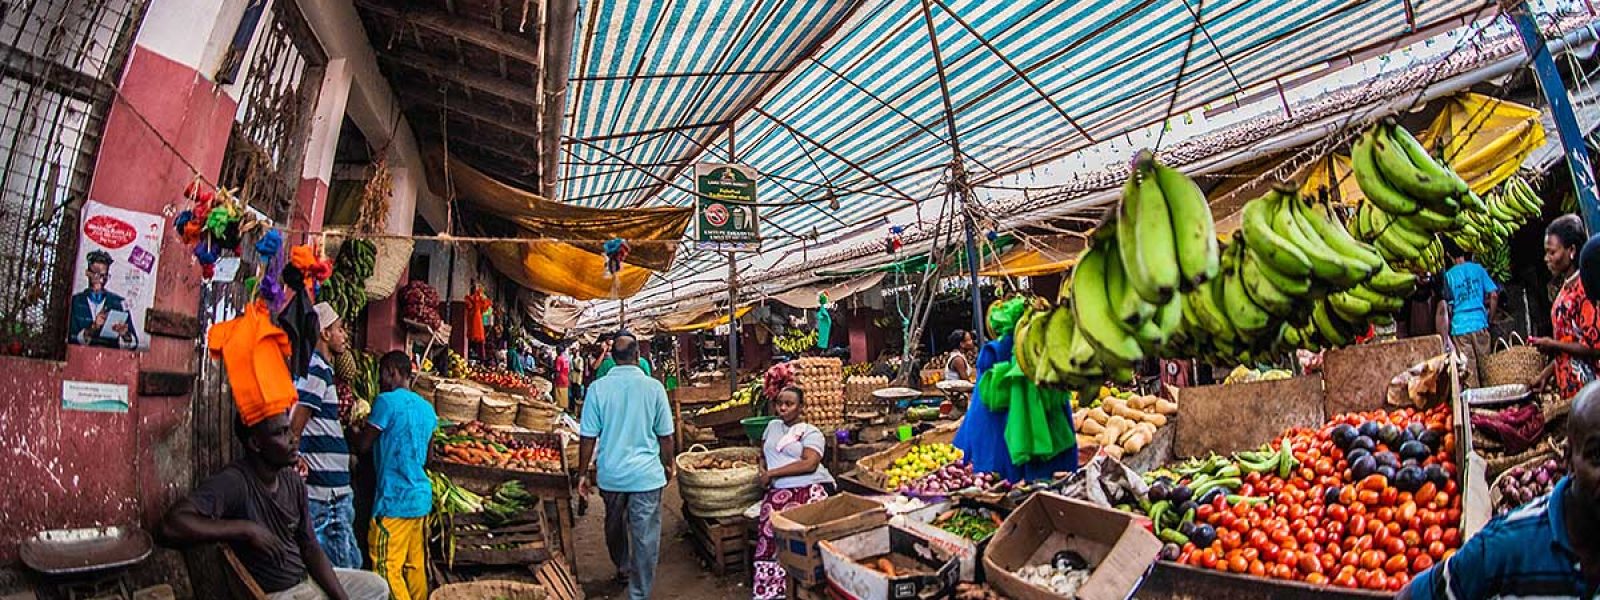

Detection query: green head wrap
xmin=987 ymin=296 xmax=1028 ymax=338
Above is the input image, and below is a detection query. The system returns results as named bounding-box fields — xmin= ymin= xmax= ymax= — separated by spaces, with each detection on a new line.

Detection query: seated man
xmin=160 ymin=413 xmax=389 ymax=599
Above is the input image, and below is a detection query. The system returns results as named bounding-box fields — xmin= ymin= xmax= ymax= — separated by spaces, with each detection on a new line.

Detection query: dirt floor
xmin=573 ymin=481 xmax=752 ymax=599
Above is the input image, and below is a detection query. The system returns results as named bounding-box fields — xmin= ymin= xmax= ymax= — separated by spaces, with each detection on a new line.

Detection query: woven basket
xmin=1489 ymin=450 xmax=1562 ymax=512
xmin=1483 ymin=334 xmax=1546 ymax=388
xmin=435 ymin=384 xmax=483 ymax=423
xmin=675 ymin=445 xmax=761 ymax=489
xmin=1485 ymin=436 xmax=1563 ymax=478
xmin=364 ymin=237 xmax=414 ymax=301
xmin=478 ymin=392 xmax=519 ymax=427
xmin=515 ymin=401 xmax=561 ymax=432
xmin=1541 ymin=393 xmax=1574 ymax=424
xmin=413 ymin=374 xmax=441 ymax=405
xmin=430 ymin=580 xmax=546 ymax=600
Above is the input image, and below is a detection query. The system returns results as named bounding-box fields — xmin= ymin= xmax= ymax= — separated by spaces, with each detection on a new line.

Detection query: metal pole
xmin=1509 ymin=2 xmax=1600 ymax=232
xmin=920 ymin=0 xmax=985 ymax=342
xmin=727 ymin=252 xmax=739 ymax=396
xmin=963 ymin=204 xmax=984 ymax=340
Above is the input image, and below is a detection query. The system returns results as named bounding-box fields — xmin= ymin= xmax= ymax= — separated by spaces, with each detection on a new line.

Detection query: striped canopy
xmin=563 ymin=0 xmax=1493 ymax=299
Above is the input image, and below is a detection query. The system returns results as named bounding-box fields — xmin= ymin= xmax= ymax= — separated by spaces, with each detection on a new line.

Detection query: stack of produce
xmin=434 ymin=421 xmax=562 ymax=473
xmin=470 ymin=365 xmax=537 ymax=395
xmin=1012 ymin=152 xmax=1218 ymax=391
xmin=763 ymin=361 xmax=796 ymax=400
xmin=698 ymin=382 xmax=759 ymax=415
xmin=1012 ymin=552 xmax=1095 ymax=596
xmin=1073 ymin=393 xmax=1176 ymax=459
xmin=1494 ymin=456 xmax=1566 ymax=515
xmin=1451 ymin=175 xmax=1543 ymax=281
xmin=1154 ymin=404 xmax=1463 ymax=593
xmin=1346 ymin=120 xmax=1486 ymax=274
xmin=322 ymin=238 xmax=375 ymax=324
xmin=399 ymin=280 xmax=443 ymax=329
xmin=846 ymin=375 xmax=891 ymax=413
xmin=842 ymin=362 xmax=874 ymax=378
xmin=930 ymin=506 xmax=1004 ymax=541
xmin=444 ymin=350 xmax=469 ymax=379
xmin=1223 ymin=366 xmax=1294 ymax=385
xmin=883 ymin=443 xmax=963 ymax=490
xmin=429 ymin=470 xmax=483 ymax=515
xmin=895 ymin=462 xmax=998 ymax=497
xmin=773 ymin=329 xmax=818 ymax=355
xmin=793 ymin=356 xmax=844 ymax=429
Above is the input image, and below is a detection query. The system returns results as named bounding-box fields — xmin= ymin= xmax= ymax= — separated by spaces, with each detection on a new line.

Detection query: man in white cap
xmin=289 ymin=302 xmax=361 ymax=568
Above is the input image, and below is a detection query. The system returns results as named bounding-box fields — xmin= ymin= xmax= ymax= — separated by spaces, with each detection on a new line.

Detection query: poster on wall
xmin=694 ymin=163 xmax=760 ymax=252
xmin=61 ymin=380 xmax=129 ymax=413
xmin=65 ymin=200 xmax=163 ymax=351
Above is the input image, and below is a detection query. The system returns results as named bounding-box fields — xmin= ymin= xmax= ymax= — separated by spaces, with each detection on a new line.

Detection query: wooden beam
xmin=398 ymin=88 xmax=539 ymax=138
xmin=356 ymin=0 xmax=540 ymax=64
xmin=565 ymin=119 xmax=733 ymax=144
xmin=412 ymin=120 xmax=540 ymax=173
xmin=377 ymin=47 xmax=536 ymax=106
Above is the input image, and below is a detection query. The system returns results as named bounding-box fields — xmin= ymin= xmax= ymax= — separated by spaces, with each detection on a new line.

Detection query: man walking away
xmin=576 ymin=332 xmax=675 ymax=600
xmin=290 ymin=302 xmax=360 ymax=569
xmin=353 ymin=352 xmax=436 ymax=600
xmin=1437 ymin=238 xmax=1499 ymax=387
xmin=161 ymin=414 xmax=389 ymax=599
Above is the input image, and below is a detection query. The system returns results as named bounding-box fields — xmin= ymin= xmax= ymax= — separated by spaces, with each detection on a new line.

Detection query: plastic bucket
xmin=741 ymin=416 xmax=779 ymax=443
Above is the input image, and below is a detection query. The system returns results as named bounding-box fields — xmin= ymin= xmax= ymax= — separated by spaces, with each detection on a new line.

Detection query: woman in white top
xmin=943 ymin=329 xmax=976 ymax=381
xmin=751 ymin=386 xmax=835 ymax=600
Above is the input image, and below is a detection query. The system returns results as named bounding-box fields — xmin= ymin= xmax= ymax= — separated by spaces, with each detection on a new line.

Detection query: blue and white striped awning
xmin=565 ymin=0 xmax=1496 ymax=294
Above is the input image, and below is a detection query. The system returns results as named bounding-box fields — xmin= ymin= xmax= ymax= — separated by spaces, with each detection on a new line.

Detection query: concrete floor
xmin=573 ymin=481 xmax=752 ymax=600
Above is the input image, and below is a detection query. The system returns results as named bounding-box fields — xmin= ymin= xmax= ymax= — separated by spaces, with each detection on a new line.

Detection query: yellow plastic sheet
xmin=1298 ymin=154 xmax=1365 ymax=206
xmin=482 ymin=241 xmax=654 ymax=301
xmin=1421 ymin=92 xmax=1546 ymax=195
xmin=659 ymin=306 xmax=752 ymax=333
xmin=979 ymin=245 xmax=1079 ymax=277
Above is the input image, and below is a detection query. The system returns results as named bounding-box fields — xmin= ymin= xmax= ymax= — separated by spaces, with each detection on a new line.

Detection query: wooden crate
xmin=532 ymin=553 xmax=584 ymax=600
xmin=682 ymin=508 xmax=753 ymax=576
xmin=443 ymin=509 xmax=551 ymax=567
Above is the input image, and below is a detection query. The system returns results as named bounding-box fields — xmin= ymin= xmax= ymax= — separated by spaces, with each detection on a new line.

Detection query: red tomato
xmin=1306 ymin=573 xmax=1330 ymax=586
xmin=1401 ymin=530 xmax=1422 ymax=547
xmin=1229 ymin=554 xmax=1249 ymax=573
xmin=1359 ymin=474 xmax=1389 ymax=492
xmin=1380 ymin=487 xmax=1399 ymax=507
xmin=1359 ymin=550 xmax=1384 ymax=570
xmin=1369 ymin=572 xmax=1390 ymax=591
xmin=1375 ymin=507 xmax=1395 ymax=524
xmin=1357 ymin=490 xmax=1381 ymax=506
xmin=1442 ymin=528 xmax=1461 ymax=548
xmin=1272 ymin=563 xmax=1295 ymax=580
xmin=1241 ymin=548 xmax=1260 ymax=563
xmin=1428 ymin=541 xmax=1447 ymax=560
xmin=1398 ymin=501 xmax=1418 ymax=524
xmin=1422 ymin=525 xmax=1444 ymax=544
xmin=1197 ymin=505 xmax=1215 ymax=520
xmin=1249 ymin=560 xmax=1268 ymax=577
xmin=1297 ymin=528 xmax=1315 ymax=545
xmin=1384 ymin=554 xmax=1409 ymax=574
xmin=1339 ymin=486 xmax=1358 ymax=506
xmin=1349 ymin=515 xmax=1368 ymax=537
xmin=1321 ymin=553 xmax=1339 ymax=573
xmin=1333 ymin=571 xmax=1358 ymax=588
xmin=1413 ymin=554 xmax=1434 ymax=572
xmin=1433 ymin=491 xmax=1452 ymax=511
xmin=1382 ymin=537 xmax=1407 ymax=558
xmin=1200 ymin=549 xmax=1219 ymax=569
xmin=1415 ymin=482 xmax=1438 ymax=505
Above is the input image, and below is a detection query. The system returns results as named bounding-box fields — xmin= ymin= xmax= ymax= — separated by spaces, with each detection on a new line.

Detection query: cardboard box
xmin=819 ymin=525 xmax=960 ymax=600
xmin=771 ymin=493 xmax=890 ymax=586
xmin=982 ymin=492 xmax=1161 ymax=600
xmin=893 ymin=500 xmax=1000 ymax=581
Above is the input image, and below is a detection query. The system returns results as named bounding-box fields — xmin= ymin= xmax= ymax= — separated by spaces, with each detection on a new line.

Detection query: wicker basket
xmin=478 ymin=392 xmax=519 ymax=427
xmin=515 ymin=400 xmax=561 ymax=432
xmin=1489 ymin=450 xmax=1562 ymax=513
xmin=435 ymin=383 xmax=483 ymax=423
xmin=430 ymin=580 xmax=545 ymax=600
xmin=1541 ymin=393 xmax=1573 ymax=424
xmin=364 ymin=237 xmax=414 ymax=301
xmin=1483 ymin=334 xmax=1546 ymax=388
xmin=676 ymin=445 xmax=761 ymax=488
xmin=413 ymin=374 xmax=441 ymax=405
xmin=1485 ymin=436 xmax=1564 ymax=479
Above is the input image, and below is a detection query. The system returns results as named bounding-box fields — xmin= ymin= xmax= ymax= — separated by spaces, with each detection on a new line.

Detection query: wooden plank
xmin=356 ymin=0 xmax=541 ymax=64
xmin=1322 ymin=335 xmax=1446 ymax=417
xmin=144 ymin=309 xmax=202 ymax=339
xmin=1174 ymin=375 xmax=1325 ymax=458
xmin=451 ymin=544 xmax=550 ymax=566
xmin=377 ymin=48 xmax=535 ymax=105
xmin=533 ymin=553 xmax=583 ymax=600
xmin=138 ymin=370 xmax=195 ymax=397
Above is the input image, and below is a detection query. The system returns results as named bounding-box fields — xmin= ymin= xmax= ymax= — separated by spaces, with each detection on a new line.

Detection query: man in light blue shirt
xmin=577 ymin=333 xmax=675 ymax=600
xmin=1437 ymin=238 xmax=1499 ymax=386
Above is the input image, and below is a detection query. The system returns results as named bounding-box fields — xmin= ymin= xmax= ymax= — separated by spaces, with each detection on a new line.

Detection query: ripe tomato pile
xmin=1172 ymin=404 xmax=1462 ymax=592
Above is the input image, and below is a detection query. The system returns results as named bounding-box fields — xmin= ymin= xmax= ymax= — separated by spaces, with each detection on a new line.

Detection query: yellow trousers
xmin=369 ymin=517 xmax=427 ymax=600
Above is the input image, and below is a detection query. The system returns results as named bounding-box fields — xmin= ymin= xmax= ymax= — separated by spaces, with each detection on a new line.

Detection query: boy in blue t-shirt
xmin=353 ymin=351 xmax=435 ymax=600
xmin=1437 ymin=239 xmax=1499 ymax=386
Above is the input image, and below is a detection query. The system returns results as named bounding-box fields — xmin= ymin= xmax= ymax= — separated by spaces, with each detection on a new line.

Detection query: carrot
xmin=877 ymin=558 xmax=897 ymax=577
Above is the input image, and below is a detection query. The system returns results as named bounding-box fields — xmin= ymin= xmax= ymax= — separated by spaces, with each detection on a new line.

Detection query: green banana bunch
xmin=1117 ymin=151 xmax=1221 ymax=304
xmin=1351 ymin=120 xmax=1470 ymax=220
xmin=1450 ymin=175 xmax=1542 ymax=256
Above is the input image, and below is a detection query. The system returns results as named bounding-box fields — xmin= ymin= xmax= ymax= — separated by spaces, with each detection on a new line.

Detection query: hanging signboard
xmin=66 ymin=200 xmax=163 ymax=351
xmin=694 ymin=163 xmax=760 ymax=252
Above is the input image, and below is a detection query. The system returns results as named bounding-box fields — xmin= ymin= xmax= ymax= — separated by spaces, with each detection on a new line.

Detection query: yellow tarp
xmin=428 ymin=151 xmax=692 ymax=300
xmin=660 ymin=306 xmax=752 ymax=333
xmin=1422 ymin=92 xmax=1546 ymax=195
xmin=980 ymin=239 xmax=1083 ymax=277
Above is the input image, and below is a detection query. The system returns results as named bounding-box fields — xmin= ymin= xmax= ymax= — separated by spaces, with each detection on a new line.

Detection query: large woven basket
xmin=1483 ymin=334 xmax=1546 ymax=387
xmin=413 ymin=374 xmax=442 ymax=405
xmin=436 ymin=383 xmax=483 ymax=423
xmin=515 ymin=400 xmax=561 ymax=431
xmin=1486 ymin=435 xmax=1564 ymax=478
xmin=364 ymin=237 xmax=414 ymax=301
xmin=430 ymin=580 xmax=546 ymax=600
xmin=478 ymin=392 xmax=519 ymax=427
xmin=675 ymin=445 xmax=761 ymax=489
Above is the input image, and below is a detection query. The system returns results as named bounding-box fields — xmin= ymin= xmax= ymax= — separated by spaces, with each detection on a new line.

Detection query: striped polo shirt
xmin=1409 ymin=476 xmax=1597 ymax=599
xmin=295 ymin=352 xmax=351 ymax=500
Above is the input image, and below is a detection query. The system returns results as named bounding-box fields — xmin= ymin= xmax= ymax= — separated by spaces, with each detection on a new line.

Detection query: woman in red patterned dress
xmin=751 ymin=386 xmax=835 ymax=600
xmin=1532 ymin=215 xmax=1600 ymax=399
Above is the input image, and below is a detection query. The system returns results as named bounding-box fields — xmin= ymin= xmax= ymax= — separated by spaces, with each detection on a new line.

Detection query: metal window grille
xmin=0 ymin=0 xmax=148 ymax=359
xmin=217 ymin=0 xmax=326 ymax=224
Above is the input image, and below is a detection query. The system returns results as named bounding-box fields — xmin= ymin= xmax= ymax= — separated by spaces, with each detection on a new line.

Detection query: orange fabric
xmin=465 ymin=290 xmax=491 ymax=343
xmin=207 ymin=299 xmax=296 ymax=426
xmin=481 ymin=242 xmax=654 ymax=300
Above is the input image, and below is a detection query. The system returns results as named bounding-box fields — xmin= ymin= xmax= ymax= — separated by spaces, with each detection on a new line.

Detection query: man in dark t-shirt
xmin=160 ymin=414 xmax=388 ymax=599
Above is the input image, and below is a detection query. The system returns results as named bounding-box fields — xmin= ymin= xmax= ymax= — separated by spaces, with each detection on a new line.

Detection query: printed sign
xmin=695 ymin=163 xmax=760 ymax=252
xmin=62 ymin=380 xmax=129 ymax=413
xmin=66 ymin=200 xmax=163 ymax=351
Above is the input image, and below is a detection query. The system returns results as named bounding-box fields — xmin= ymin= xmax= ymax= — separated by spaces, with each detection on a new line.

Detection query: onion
xmin=1537 ymin=470 xmax=1552 ymax=485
